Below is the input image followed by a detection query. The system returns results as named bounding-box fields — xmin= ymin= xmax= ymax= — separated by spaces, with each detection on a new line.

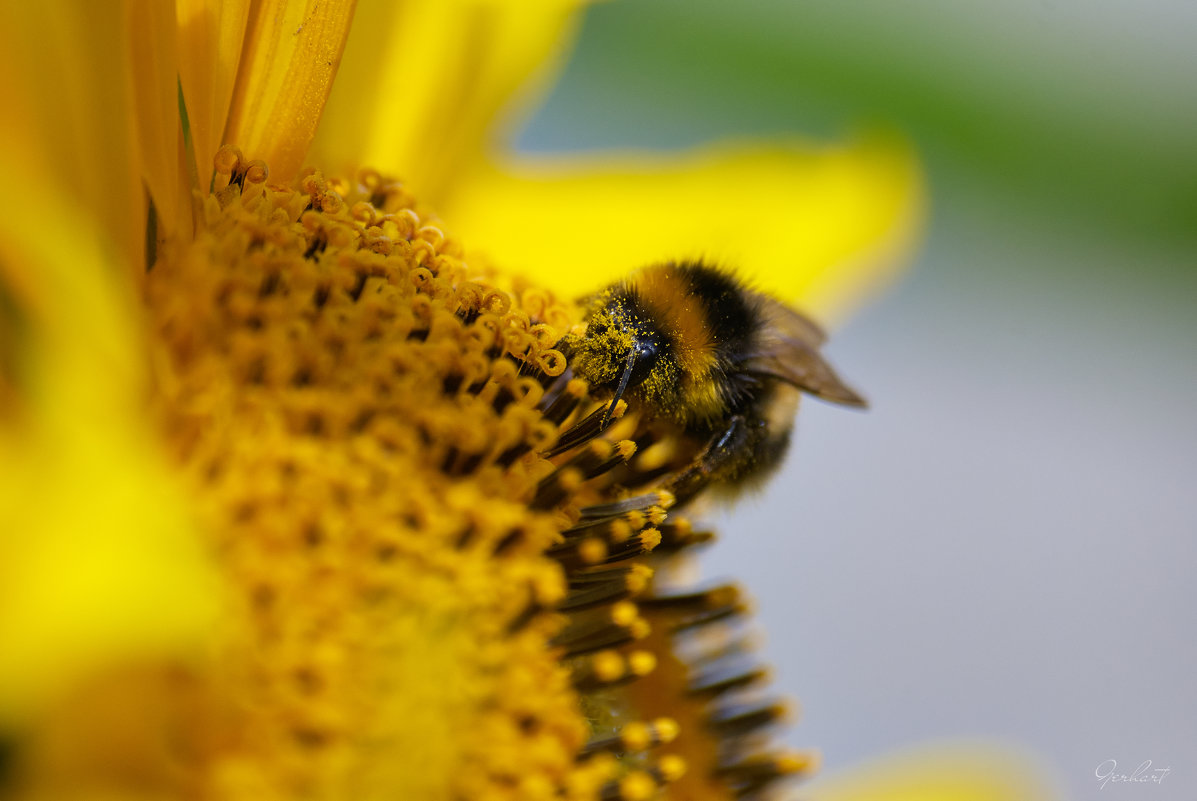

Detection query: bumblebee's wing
xmin=747 ymin=296 xmax=868 ymax=408
xmin=756 ymin=293 xmax=829 ymax=347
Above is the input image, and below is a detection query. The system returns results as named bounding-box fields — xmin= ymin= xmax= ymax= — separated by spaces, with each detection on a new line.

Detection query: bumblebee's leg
xmin=663 ymin=415 xmax=767 ymax=505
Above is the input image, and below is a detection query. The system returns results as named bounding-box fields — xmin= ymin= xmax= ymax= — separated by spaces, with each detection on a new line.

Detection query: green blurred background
xmin=519 ymin=1 xmax=1197 ymax=798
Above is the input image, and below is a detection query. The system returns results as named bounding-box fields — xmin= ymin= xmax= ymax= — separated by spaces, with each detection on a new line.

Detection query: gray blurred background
xmin=518 ymin=1 xmax=1197 ymax=798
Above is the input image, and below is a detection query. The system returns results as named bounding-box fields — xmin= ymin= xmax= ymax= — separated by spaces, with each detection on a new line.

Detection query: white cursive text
xmin=1096 ymin=759 xmax=1171 ymax=790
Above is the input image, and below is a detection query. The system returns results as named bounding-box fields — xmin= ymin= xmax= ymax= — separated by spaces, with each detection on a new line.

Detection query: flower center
xmin=148 ymin=146 xmax=603 ymax=797
xmin=129 ymin=147 xmax=813 ymax=800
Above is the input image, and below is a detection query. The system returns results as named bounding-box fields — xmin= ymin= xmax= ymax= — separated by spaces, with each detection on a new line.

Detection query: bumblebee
xmin=565 ymin=261 xmax=865 ymax=504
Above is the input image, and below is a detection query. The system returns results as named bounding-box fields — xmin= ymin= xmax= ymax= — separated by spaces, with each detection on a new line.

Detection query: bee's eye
xmin=626 ymin=335 xmax=661 ymax=388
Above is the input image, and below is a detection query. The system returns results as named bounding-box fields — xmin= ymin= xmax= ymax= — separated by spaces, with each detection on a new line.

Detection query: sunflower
xmin=0 ymin=2 xmax=1042 ymax=800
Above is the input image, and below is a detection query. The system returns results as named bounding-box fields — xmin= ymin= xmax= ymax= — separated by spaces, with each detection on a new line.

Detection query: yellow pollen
xmin=611 ymin=602 xmax=639 ymax=628
xmin=618 ymin=772 xmax=658 ymax=801
xmin=635 ymin=438 xmax=680 ymax=473
xmin=652 ymin=718 xmax=680 ymax=745
xmin=626 ymin=651 xmax=657 ymax=678
xmin=657 ymin=754 xmax=687 ymax=782
xmin=639 ymin=528 xmax=663 ymax=551
xmin=592 ymin=651 xmax=625 ymax=683
xmin=577 ymin=538 xmax=608 ymax=564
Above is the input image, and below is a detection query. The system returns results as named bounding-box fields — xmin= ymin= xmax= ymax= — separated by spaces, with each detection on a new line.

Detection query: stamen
xmin=545 ymin=400 xmax=628 ymax=458
xmin=580 ymin=717 xmax=679 ymax=756
xmin=578 ymin=490 xmax=674 ymax=522
xmin=707 ymin=701 xmax=791 ymax=738
xmin=601 ymin=345 xmax=638 ymax=428
xmin=687 ymin=664 xmax=771 ymax=699
xmin=551 ymin=601 xmax=650 ymax=656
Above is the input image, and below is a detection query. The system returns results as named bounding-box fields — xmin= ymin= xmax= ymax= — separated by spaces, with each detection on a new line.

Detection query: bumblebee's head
xmin=569 ymin=292 xmax=679 ymax=426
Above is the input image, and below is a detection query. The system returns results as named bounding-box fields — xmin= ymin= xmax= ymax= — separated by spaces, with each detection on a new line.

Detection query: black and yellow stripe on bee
xmin=570 ymin=261 xmax=767 ymax=430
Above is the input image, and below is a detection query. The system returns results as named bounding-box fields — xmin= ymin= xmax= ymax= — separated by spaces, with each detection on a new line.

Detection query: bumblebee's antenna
xmin=600 ymin=347 xmax=637 ymax=429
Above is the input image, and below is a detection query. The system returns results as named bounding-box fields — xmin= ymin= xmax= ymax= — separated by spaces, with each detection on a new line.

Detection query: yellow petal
xmin=177 ymin=0 xmax=252 ymax=193
xmin=444 ymin=137 xmax=925 ymax=322
xmin=0 ymin=4 xmax=146 ymax=277
xmin=808 ymin=742 xmax=1062 ymax=801
xmin=0 ymin=154 xmax=219 ymax=723
xmin=311 ymin=0 xmax=584 ymax=204
xmin=126 ymin=0 xmax=185 ymax=243
xmin=223 ymin=0 xmax=358 ymax=184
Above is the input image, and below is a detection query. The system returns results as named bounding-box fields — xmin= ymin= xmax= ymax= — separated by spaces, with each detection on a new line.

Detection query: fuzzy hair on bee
xmin=563 ymin=260 xmax=866 ymax=505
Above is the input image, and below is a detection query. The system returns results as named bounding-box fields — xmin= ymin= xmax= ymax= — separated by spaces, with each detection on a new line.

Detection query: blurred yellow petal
xmin=444 ymin=137 xmax=924 ymax=321
xmin=809 ymin=742 xmax=1061 ymax=801
xmin=312 ymin=0 xmax=583 ymax=203
xmin=313 ymin=4 xmax=921 ymax=325
xmin=0 ymin=157 xmax=220 ymax=723
xmin=0 ymin=4 xmax=145 ymax=276
xmin=177 ymin=0 xmax=252 ymax=193
xmin=224 ymin=0 xmax=357 ymax=184
xmin=126 ymin=0 xmax=186 ymax=242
